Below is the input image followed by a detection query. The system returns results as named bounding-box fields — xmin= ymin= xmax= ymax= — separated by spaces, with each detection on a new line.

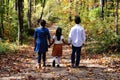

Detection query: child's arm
xmin=48 ymin=38 xmax=51 ymax=47
xmin=62 ymin=39 xmax=69 ymax=45
xmin=49 ymin=39 xmax=55 ymax=47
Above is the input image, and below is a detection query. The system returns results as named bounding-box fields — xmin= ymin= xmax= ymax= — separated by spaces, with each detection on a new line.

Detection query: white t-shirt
xmin=53 ymin=35 xmax=64 ymax=44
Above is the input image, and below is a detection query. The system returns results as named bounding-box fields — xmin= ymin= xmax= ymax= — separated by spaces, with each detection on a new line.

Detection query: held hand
xmin=48 ymin=42 xmax=53 ymax=48
xmin=82 ymin=43 xmax=85 ymax=47
xmin=48 ymin=44 xmax=51 ymax=48
xmin=67 ymin=43 xmax=71 ymax=45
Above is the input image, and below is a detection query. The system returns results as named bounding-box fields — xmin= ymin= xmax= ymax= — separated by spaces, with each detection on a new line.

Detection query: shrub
xmin=0 ymin=42 xmax=17 ymax=54
xmin=86 ymin=18 xmax=120 ymax=53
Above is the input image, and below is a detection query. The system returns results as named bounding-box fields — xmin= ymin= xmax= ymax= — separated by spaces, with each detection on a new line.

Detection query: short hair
xmin=75 ymin=16 xmax=81 ymax=24
xmin=40 ymin=20 xmax=46 ymax=27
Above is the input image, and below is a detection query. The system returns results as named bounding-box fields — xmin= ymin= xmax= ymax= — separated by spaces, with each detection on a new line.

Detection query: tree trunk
xmin=27 ymin=0 xmax=32 ymax=29
xmin=34 ymin=0 xmax=37 ymax=12
xmin=6 ymin=0 xmax=9 ymax=15
xmin=115 ymin=0 xmax=119 ymax=35
xmin=100 ymin=0 xmax=104 ymax=19
xmin=94 ymin=0 xmax=97 ymax=8
xmin=0 ymin=0 xmax=4 ymax=38
xmin=0 ymin=13 xmax=4 ymax=38
xmin=15 ymin=0 xmax=18 ymax=11
xmin=69 ymin=0 xmax=72 ymax=22
xmin=17 ymin=0 xmax=24 ymax=45
xmin=39 ymin=0 xmax=46 ymax=21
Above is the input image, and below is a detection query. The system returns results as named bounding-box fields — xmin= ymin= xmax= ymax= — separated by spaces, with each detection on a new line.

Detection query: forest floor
xmin=0 ymin=26 xmax=120 ymax=80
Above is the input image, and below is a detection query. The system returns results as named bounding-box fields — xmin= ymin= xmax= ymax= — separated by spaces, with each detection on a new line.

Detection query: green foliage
xmin=48 ymin=15 xmax=59 ymax=23
xmin=1 ymin=0 xmax=120 ymax=53
xmin=44 ymin=0 xmax=120 ymax=54
xmin=85 ymin=17 xmax=120 ymax=53
xmin=27 ymin=28 xmax=35 ymax=36
xmin=0 ymin=42 xmax=17 ymax=54
xmin=3 ymin=13 xmax=18 ymax=42
xmin=89 ymin=7 xmax=101 ymax=21
xmin=105 ymin=35 xmax=120 ymax=52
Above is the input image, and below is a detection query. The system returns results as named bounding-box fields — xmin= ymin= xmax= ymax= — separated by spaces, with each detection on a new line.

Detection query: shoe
xmin=71 ymin=64 xmax=75 ymax=68
xmin=75 ymin=64 xmax=79 ymax=68
xmin=52 ymin=60 xmax=55 ymax=67
xmin=57 ymin=64 xmax=60 ymax=67
xmin=43 ymin=62 xmax=46 ymax=67
xmin=38 ymin=63 xmax=41 ymax=69
xmin=75 ymin=65 xmax=79 ymax=68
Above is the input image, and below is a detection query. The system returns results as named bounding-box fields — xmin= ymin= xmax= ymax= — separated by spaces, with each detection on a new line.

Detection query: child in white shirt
xmin=50 ymin=27 xmax=66 ymax=67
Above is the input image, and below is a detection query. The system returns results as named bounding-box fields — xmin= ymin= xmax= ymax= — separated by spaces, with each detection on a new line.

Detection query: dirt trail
xmin=0 ymin=25 xmax=120 ymax=80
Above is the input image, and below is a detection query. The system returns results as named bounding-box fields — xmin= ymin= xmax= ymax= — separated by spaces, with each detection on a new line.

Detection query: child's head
xmin=55 ymin=27 xmax=62 ymax=41
xmin=40 ymin=20 xmax=46 ymax=27
xmin=75 ymin=15 xmax=81 ymax=24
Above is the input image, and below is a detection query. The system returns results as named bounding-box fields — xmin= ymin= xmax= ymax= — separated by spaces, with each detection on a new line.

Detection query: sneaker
xmin=71 ymin=64 xmax=75 ymax=68
xmin=52 ymin=60 xmax=55 ymax=67
xmin=57 ymin=64 xmax=60 ymax=67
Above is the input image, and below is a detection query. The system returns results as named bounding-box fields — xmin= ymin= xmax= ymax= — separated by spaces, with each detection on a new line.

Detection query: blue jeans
xmin=38 ymin=52 xmax=46 ymax=64
xmin=71 ymin=45 xmax=82 ymax=66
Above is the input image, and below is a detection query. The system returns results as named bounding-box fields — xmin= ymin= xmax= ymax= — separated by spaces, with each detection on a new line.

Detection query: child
xmin=50 ymin=27 xmax=66 ymax=67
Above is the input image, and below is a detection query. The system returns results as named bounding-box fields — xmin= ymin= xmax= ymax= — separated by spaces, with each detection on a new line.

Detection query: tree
xmin=69 ymin=0 xmax=72 ymax=22
xmin=100 ymin=0 xmax=104 ymax=19
xmin=15 ymin=0 xmax=18 ymax=11
xmin=27 ymin=0 xmax=32 ymax=29
xmin=6 ymin=0 xmax=9 ymax=15
xmin=115 ymin=0 xmax=119 ymax=35
xmin=17 ymin=0 xmax=24 ymax=45
xmin=39 ymin=0 xmax=46 ymax=21
xmin=0 ymin=0 xmax=4 ymax=38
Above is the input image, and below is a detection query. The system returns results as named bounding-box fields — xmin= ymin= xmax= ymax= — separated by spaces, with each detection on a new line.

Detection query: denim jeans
xmin=38 ymin=52 xmax=46 ymax=63
xmin=71 ymin=45 xmax=82 ymax=66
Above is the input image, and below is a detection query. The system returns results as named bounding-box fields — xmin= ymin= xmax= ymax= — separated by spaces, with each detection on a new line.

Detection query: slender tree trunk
xmin=27 ymin=0 xmax=32 ymax=29
xmin=40 ymin=8 xmax=44 ymax=21
xmin=6 ymin=0 xmax=9 ymax=15
xmin=15 ymin=0 xmax=18 ymax=11
xmin=34 ymin=0 xmax=37 ymax=12
xmin=39 ymin=0 xmax=46 ymax=21
xmin=94 ymin=0 xmax=97 ymax=8
xmin=69 ymin=0 xmax=72 ymax=22
xmin=105 ymin=0 xmax=107 ymax=9
xmin=17 ymin=0 xmax=24 ymax=45
xmin=0 ymin=0 xmax=4 ymax=38
xmin=100 ymin=0 xmax=104 ymax=19
xmin=115 ymin=0 xmax=119 ymax=35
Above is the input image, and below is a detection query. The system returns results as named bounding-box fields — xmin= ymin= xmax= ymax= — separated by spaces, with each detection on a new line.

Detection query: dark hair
xmin=40 ymin=20 xmax=46 ymax=27
xmin=75 ymin=16 xmax=81 ymax=24
xmin=55 ymin=27 xmax=62 ymax=41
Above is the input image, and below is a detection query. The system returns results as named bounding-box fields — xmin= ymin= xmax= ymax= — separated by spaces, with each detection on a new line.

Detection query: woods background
xmin=0 ymin=0 xmax=120 ymax=54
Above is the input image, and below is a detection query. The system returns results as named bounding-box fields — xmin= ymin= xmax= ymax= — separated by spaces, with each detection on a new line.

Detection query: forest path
xmin=0 ymin=25 xmax=120 ymax=80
